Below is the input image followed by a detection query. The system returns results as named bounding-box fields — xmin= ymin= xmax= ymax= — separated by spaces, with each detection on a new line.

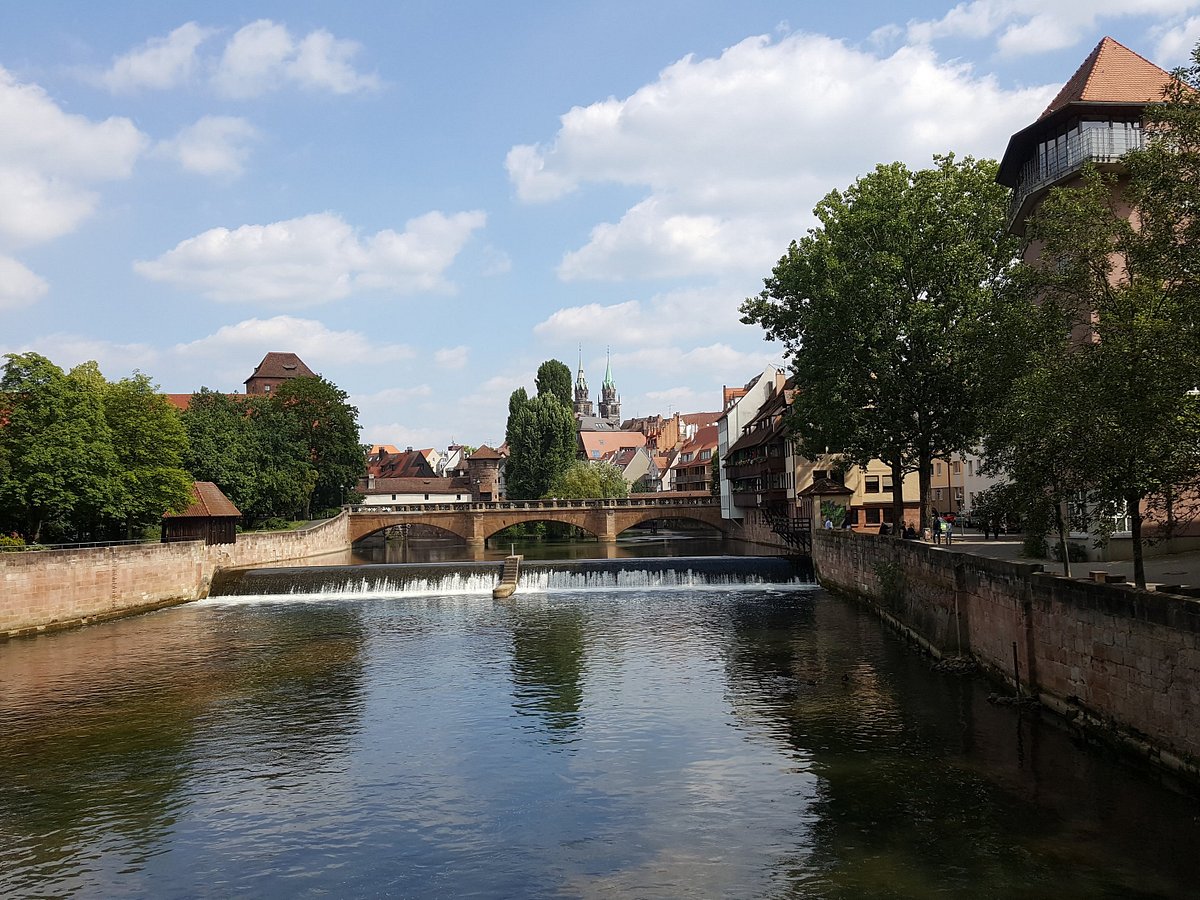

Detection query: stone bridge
xmin=348 ymin=494 xmax=726 ymax=548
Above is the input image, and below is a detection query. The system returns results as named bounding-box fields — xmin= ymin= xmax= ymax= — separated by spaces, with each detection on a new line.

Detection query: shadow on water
xmin=720 ymin=594 xmax=1200 ymax=898
xmin=510 ymin=605 xmax=589 ymax=742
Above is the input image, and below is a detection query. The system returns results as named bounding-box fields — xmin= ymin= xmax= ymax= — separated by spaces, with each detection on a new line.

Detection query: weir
xmin=210 ymin=556 xmax=815 ymax=598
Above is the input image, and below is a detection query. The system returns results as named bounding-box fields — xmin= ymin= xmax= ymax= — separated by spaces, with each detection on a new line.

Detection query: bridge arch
xmin=348 ymin=495 xmax=726 ymax=548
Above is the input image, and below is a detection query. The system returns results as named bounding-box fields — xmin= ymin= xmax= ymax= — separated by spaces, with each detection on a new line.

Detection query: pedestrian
xmin=879 ymin=522 xmax=890 ymax=537
xmin=932 ymin=514 xmax=943 ymax=545
xmin=824 ymin=516 xmax=833 ymax=530
xmin=981 ymin=518 xmax=990 ymax=540
xmin=944 ymin=516 xmax=954 ymax=546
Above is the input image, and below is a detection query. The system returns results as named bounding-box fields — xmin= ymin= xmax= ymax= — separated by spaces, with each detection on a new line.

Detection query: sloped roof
xmin=245 ymin=352 xmax=316 ymax=384
xmin=372 ymin=449 xmax=437 ymax=479
xmin=579 ymin=430 xmax=647 ymax=459
xmin=798 ymin=477 xmax=853 ymax=497
xmin=468 ymin=444 xmax=503 ymax=460
xmin=1040 ymin=37 xmax=1174 ymax=120
xmin=164 ymin=481 xmax=241 ymax=519
xmin=362 ymin=476 xmax=472 ymax=495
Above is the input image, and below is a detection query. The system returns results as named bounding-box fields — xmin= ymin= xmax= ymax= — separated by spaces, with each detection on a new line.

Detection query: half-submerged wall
xmin=1 ymin=513 xmax=350 ymax=638
xmin=813 ymin=529 xmax=1200 ymax=781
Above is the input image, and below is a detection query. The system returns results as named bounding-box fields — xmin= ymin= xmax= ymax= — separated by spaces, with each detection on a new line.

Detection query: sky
xmin=3 ymin=2 xmax=1200 ymax=451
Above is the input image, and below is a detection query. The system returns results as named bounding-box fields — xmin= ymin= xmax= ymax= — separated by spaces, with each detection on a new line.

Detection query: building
xmin=368 ymin=446 xmax=437 ymax=480
xmin=244 ymin=352 xmax=317 ymax=396
xmin=716 ymin=366 xmax=786 ymax=521
xmin=357 ymin=476 xmax=473 ymax=506
xmin=466 ymin=445 xmax=505 ymax=501
xmin=669 ymin=424 xmax=718 ymax=493
xmin=161 ymin=482 xmax=240 ymax=544
xmin=573 ymin=349 xmax=622 ymax=428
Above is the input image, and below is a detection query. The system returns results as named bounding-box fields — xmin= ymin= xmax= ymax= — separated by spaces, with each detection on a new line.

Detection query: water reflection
xmin=510 ymin=605 xmax=589 ymax=741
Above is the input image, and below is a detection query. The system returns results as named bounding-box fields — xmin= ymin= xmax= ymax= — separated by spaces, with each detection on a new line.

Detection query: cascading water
xmin=208 ymin=556 xmax=815 ymax=600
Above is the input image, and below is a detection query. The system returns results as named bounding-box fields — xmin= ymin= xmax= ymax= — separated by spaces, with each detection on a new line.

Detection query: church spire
xmin=603 ymin=346 xmax=615 ymax=388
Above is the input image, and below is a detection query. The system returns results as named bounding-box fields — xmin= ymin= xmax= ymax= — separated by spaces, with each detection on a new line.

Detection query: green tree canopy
xmin=505 ymin=393 xmax=577 ymax=500
xmin=548 ymin=460 xmax=629 ymax=499
xmin=273 ymin=376 xmax=365 ymax=515
xmin=535 ymin=359 xmax=572 ymax=407
xmin=741 ymin=154 xmax=1024 ymax=529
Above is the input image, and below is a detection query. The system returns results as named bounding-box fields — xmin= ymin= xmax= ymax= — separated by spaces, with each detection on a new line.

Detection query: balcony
xmin=1008 ymin=125 xmax=1145 ymax=229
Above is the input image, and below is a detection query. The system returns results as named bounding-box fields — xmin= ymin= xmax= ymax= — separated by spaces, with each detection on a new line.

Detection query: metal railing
xmin=1009 ymin=125 xmax=1145 ymax=223
xmin=0 ymin=537 xmax=168 ymax=553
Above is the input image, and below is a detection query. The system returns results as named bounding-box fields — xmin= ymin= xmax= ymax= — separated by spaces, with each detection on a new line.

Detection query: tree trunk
xmin=890 ymin=453 xmax=905 ymax=534
xmin=1129 ymin=489 xmax=1146 ymax=589
xmin=1055 ymin=499 xmax=1071 ymax=578
xmin=917 ymin=449 xmax=932 ymax=533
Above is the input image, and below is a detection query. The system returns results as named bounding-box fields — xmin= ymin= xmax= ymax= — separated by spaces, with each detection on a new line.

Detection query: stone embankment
xmin=813 ymin=529 xmax=1200 ymax=783
xmin=1 ymin=513 xmax=350 ymax=639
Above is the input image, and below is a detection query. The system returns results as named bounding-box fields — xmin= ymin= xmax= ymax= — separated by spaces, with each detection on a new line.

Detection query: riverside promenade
xmin=940 ymin=532 xmax=1200 ymax=590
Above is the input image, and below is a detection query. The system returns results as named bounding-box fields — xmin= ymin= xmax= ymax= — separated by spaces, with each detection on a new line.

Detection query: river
xmin=1 ymin=541 xmax=1198 ymax=898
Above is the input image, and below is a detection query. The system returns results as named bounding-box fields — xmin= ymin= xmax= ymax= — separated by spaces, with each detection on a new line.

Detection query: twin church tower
xmin=573 ymin=348 xmax=621 ymax=426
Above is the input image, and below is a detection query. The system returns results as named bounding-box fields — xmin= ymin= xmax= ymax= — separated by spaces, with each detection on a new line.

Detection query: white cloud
xmin=212 ymin=19 xmax=379 ymax=98
xmin=434 ymin=345 xmax=469 ymax=370
xmin=534 ymin=285 xmax=745 ymax=345
xmin=1152 ymin=15 xmax=1200 ymax=62
xmin=354 ymin=385 xmax=433 ymax=404
xmin=155 ymin=115 xmax=259 ymax=176
xmin=0 ymin=255 xmax=48 ymax=309
xmin=0 ymin=333 xmax=160 ymax=377
xmin=0 ymin=66 xmax=146 ymax=246
xmin=134 ymin=210 xmax=486 ymax=305
xmin=507 ymin=32 xmax=1054 ymax=282
xmin=905 ymin=1 xmax=1200 ymax=57
xmin=98 ymin=22 xmax=216 ymax=92
xmin=175 ymin=316 xmax=415 ymax=366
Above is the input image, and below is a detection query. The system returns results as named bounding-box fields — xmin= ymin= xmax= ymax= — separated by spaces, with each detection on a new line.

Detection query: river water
xmin=2 ymin=549 xmax=1199 ymax=898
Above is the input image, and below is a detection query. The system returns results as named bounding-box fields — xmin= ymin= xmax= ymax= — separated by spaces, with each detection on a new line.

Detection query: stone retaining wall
xmin=1 ymin=513 xmax=350 ymax=638
xmin=813 ymin=529 xmax=1200 ymax=780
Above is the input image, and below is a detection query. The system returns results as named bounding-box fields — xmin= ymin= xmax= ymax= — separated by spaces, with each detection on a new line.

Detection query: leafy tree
xmin=549 ymin=460 xmax=629 ymax=499
xmin=103 ymin=373 xmax=194 ymax=538
xmin=273 ymin=376 xmax=364 ymax=515
xmin=0 ymin=354 xmax=122 ymax=542
xmin=505 ymin=394 xmax=577 ymax=500
xmin=535 ymin=359 xmax=572 ymax=407
xmin=741 ymin=155 xmax=1023 ymax=531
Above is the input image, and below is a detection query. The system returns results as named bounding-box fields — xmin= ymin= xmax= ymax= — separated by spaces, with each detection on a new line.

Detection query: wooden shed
xmin=162 ymin=482 xmax=241 ymax=545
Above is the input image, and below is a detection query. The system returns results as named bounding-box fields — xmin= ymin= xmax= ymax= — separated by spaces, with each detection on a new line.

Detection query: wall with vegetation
xmin=813 ymin=530 xmax=1200 ymax=781
xmin=1 ymin=513 xmax=349 ymax=639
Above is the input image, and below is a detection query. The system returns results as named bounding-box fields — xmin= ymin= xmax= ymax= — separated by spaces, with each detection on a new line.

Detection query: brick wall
xmin=813 ymin=529 xmax=1200 ymax=779
xmin=2 ymin=513 xmax=350 ymax=638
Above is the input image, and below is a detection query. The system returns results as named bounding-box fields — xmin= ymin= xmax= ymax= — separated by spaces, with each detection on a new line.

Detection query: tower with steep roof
xmin=573 ymin=346 xmax=594 ymax=417
xmin=598 ymin=347 xmax=621 ymax=423
xmin=998 ymin=36 xmax=1176 ymax=237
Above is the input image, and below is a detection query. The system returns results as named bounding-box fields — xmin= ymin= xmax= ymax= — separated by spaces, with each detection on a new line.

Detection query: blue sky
xmin=3 ymin=2 xmax=1199 ymax=450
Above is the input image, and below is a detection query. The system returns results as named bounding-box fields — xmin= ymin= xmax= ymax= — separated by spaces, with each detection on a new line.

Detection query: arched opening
xmin=352 ymin=521 xmax=471 ymax=564
xmin=485 ymin=517 xmax=601 ymax=547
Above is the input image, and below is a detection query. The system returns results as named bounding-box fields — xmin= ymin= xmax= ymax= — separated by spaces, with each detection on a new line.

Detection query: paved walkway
xmin=931 ymin=529 xmax=1200 ymax=590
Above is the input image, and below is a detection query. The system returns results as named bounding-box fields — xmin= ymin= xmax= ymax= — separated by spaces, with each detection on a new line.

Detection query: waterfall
xmin=208 ymin=557 xmax=814 ymax=600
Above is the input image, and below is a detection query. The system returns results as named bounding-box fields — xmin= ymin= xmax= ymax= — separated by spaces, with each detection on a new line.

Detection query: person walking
xmin=932 ymin=514 xmax=943 ymax=545
xmin=943 ymin=516 xmax=954 ymax=546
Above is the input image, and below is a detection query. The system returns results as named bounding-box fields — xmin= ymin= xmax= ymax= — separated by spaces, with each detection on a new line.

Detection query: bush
xmin=1051 ymin=541 xmax=1089 ymax=563
xmin=259 ymin=517 xmax=292 ymax=531
xmin=0 ymin=534 xmax=26 ymax=550
xmin=1022 ymin=533 xmax=1048 ymax=558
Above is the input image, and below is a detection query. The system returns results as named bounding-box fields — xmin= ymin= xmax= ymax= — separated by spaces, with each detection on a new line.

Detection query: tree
xmin=549 ymin=460 xmax=629 ymax=499
xmin=0 ymin=354 xmax=122 ymax=542
xmin=741 ymin=155 xmax=1023 ymax=531
xmin=273 ymin=376 xmax=365 ymax=515
xmin=103 ymin=373 xmax=194 ymax=538
xmin=535 ymin=359 xmax=572 ymax=407
xmin=505 ymin=394 xmax=578 ymax=500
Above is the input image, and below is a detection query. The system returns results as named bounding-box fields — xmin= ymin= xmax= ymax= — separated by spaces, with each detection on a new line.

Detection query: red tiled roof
xmin=162 ymin=392 xmax=248 ymax=411
xmin=362 ymin=476 xmax=472 ymax=495
xmin=245 ymin=352 xmax=316 ymax=384
xmin=468 ymin=444 xmax=503 ymax=460
xmin=1040 ymin=37 xmax=1174 ymax=120
xmin=579 ymin=430 xmax=647 ymax=460
xmin=164 ymin=481 xmax=241 ymax=519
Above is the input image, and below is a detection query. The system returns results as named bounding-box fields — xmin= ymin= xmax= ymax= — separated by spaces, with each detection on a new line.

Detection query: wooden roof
xmin=164 ymin=481 xmax=241 ymax=519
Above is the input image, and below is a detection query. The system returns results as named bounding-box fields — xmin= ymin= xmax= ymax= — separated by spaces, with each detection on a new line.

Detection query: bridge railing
xmin=350 ymin=493 xmax=718 ymax=515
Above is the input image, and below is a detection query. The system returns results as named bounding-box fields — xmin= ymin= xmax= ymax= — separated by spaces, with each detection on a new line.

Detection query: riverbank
xmin=1 ymin=513 xmax=351 ymax=639
xmin=812 ymin=528 xmax=1200 ymax=787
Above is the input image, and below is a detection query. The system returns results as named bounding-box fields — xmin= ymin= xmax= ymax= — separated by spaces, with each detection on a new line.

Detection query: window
xmin=700 ymin=449 xmax=711 ymax=460
xmin=681 ymin=452 xmax=693 ymax=462
xmin=424 ymin=494 xmax=430 ymax=500
xmin=967 ymin=460 xmax=974 ymax=476
xmin=866 ymin=508 xmax=881 ymax=524
xmin=865 ymin=476 xmax=880 ymax=494
xmin=953 ymin=461 xmax=962 ymax=475
xmin=882 ymin=476 xmax=893 ymax=493
xmin=934 ymin=462 xmax=942 ymax=476
xmin=813 ymin=470 xmax=828 ymax=481
xmin=933 ymin=488 xmax=943 ymax=501
xmin=264 ymin=384 xmax=271 ymax=394
xmin=391 ymin=494 xmax=396 ymax=500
